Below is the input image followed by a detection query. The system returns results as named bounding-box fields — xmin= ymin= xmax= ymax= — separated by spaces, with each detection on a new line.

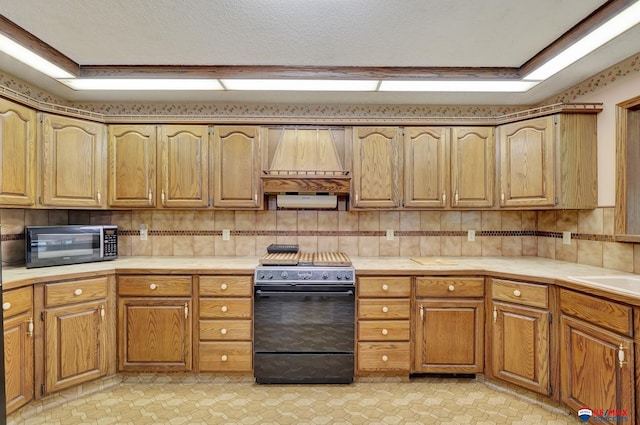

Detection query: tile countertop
xmin=3 ymin=256 xmax=640 ymax=305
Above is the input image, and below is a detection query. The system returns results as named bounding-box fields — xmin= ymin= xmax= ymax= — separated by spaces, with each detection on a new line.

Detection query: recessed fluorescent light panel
xmin=379 ymin=80 xmax=539 ymax=92
xmin=0 ymin=33 xmax=75 ymax=79
xmin=524 ymin=0 xmax=640 ymax=80
xmin=59 ymin=78 xmax=224 ymax=90
xmin=221 ymin=79 xmax=378 ymax=91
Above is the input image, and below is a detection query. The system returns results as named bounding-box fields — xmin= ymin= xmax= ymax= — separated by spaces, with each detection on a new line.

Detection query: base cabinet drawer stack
xmin=198 ymin=275 xmax=253 ymax=372
xmin=413 ymin=277 xmax=485 ymax=373
xmin=117 ymin=275 xmax=192 ymax=371
xmin=357 ymin=276 xmax=411 ymax=375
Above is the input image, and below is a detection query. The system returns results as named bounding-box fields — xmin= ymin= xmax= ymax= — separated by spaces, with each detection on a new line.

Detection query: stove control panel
xmin=255 ymin=266 xmax=354 ymax=284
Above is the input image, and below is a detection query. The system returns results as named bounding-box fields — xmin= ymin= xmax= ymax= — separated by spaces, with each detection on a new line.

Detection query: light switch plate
xmin=563 ymin=231 xmax=571 ymax=245
xmin=467 ymin=230 xmax=475 ymax=242
xmin=139 ymin=224 xmax=148 ymax=241
xmin=222 ymin=229 xmax=231 ymax=241
xmin=386 ymin=229 xmax=394 ymax=241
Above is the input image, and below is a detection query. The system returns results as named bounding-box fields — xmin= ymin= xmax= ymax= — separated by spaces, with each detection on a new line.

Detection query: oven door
xmin=253 ymin=284 xmax=355 ymax=384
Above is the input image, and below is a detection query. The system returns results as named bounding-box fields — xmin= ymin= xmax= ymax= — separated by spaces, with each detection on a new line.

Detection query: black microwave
xmin=25 ymin=225 xmax=118 ymax=269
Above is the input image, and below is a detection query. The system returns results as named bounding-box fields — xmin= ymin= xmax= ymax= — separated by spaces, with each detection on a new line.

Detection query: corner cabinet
xmin=212 ymin=126 xmax=262 ymax=209
xmin=39 ymin=113 xmax=107 ymax=208
xmin=0 ymin=98 xmax=37 ymax=207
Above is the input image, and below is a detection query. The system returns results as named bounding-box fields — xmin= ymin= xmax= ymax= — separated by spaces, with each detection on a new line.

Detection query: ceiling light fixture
xmin=220 ymin=79 xmax=379 ymax=91
xmin=524 ymin=0 xmax=640 ymax=80
xmin=379 ymin=80 xmax=540 ymax=92
xmin=59 ymin=78 xmax=223 ymax=90
xmin=0 ymin=33 xmax=74 ymax=79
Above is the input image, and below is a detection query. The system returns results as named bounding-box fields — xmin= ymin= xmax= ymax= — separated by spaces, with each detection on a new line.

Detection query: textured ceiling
xmin=1 ymin=0 xmax=639 ymax=105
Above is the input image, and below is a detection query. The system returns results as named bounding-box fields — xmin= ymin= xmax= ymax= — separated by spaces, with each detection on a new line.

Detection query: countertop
xmin=3 ymin=256 xmax=640 ymax=304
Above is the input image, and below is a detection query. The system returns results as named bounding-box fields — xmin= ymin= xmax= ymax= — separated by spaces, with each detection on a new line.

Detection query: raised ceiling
xmin=1 ymin=0 xmax=639 ymax=105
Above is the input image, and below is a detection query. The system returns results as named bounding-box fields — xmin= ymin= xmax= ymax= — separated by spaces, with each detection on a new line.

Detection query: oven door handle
xmin=255 ymin=289 xmax=354 ymax=297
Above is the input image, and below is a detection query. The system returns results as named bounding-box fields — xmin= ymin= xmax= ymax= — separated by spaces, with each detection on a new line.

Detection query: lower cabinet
xmin=118 ymin=275 xmax=193 ymax=371
xmin=560 ymin=289 xmax=635 ymax=424
xmin=3 ymin=286 xmax=34 ymax=414
xmin=413 ymin=277 xmax=484 ymax=373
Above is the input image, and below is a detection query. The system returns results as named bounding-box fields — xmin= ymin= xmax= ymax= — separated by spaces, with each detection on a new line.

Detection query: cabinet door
xmin=40 ymin=114 xmax=107 ymax=208
xmin=414 ymin=299 xmax=484 ymax=373
xmin=44 ymin=300 xmax=107 ymax=394
xmin=352 ymin=127 xmax=402 ymax=208
xmin=498 ymin=116 xmax=555 ymax=207
xmin=0 ymin=98 xmax=37 ymax=207
xmin=4 ymin=310 xmax=34 ymax=414
xmin=108 ymin=125 xmax=157 ymax=207
xmin=403 ymin=127 xmax=448 ymax=208
xmin=450 ymin=127 xmax=494 ymax=208
xmin=561 ymin=315 xmax=635 ymax=423
xmin=213 ymin=126 xmax=262 ymax=208
xmin=491 ymin=301 xmax=550 ymax=395
xmin=118 ymin=298 xmax=192 ymax=371
xmin=158 ymin=125 xmax=210 ymax=208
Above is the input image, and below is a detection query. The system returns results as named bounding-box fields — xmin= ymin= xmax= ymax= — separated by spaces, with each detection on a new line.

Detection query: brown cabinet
xmin=489 ymin=278 xmax=552 ymax=396
xmin=559 ymin=289 xmax=634 ymax=423
xmin=118 ymin=275 xmax=193 ymax=371
xmin=198 ymin=275 xmax=253 ymax=372
xmin=0 ymin=98 xmax=37 ymax=207
xmin=403 ymin=127 xmax=448 ymax=208
xmin=3 ymin=286 xmax=34 ymax=414
xmin=39 ymin=113 xmax=107 ymax=208
xmin=357 ymin=277 xmax=410 ymax=374
xmin=40 ymin=277 xmax=113 ymax=394
xmin=213 ymin=126 xmax=262 ymax=209
xmin=450 ymin=127 xmax=495 ymax=208
xmin=413 ymin=277 xmax=484 ymax=373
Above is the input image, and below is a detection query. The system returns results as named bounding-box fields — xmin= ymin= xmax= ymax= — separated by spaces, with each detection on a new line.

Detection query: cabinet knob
xmin=513 ymin=289 xmax=521 ymax=297
xmin=2 ymin=302 xmax=11 ymax=311
xmin=149 ymin=284 xmax=157 ymax=290
xmin=221 ymin=305 xmax=228 ymax=313
xmin=220 ymin=283 xmax=228 ymax=290
xmin=448 ymin=285 xmax=455 ymax=292
xmin=381 ymin=284 xmax=389 ymax=291
xmin=381 ymin=355 xmax=388 ymax=362
xmin=220 ymin=328 xmax=228 ymax=335
xmin=74 ymin=289 xmax=83 ymax=296
xmin=221 ymin=355 xmax=228 ymax=362
xmin=382 ymin=306 xmax=389 ymax=313
xmin=381 ymin=329 xmax=388 ymax=336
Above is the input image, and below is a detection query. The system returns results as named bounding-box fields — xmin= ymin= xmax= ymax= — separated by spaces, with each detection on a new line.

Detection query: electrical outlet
xmin=386 ymin=229 xmax=394 ymax=241
xmin=222 ymin=229 xmax=231 ymax=241
xmin=563 ymin=231 xmax=571 ymax=245
xmin=467 ymin=229 xmax=476 ymax=242
xmin=139 ymin=224 xmax=147 ymax=241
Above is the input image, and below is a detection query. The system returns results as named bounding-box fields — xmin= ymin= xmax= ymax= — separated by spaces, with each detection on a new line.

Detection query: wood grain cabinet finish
xmin=497 ymin=114 xmax=597 ymax=209
xmin=107 ymin=124 xmax=157 ymax=208
xmin=414 ymin=277 xmax=485 ymax=374
xmin=489 ymin=278 xmax=552 ymax=396
xmin=212 ymin=126 xmax=262 ymax=209
xmin=3 ymin=286 xmax=34 ymax=414
xmin=117 ymin=275 xmax=193 ymax=371
xmin=450 ymin=127 xmax=495 ymax=208
xmin=39 ymin=277 xmax=114 ymax=395
xmin=39 ymin=113 xmax=107 ymax=208
xmin=403 ymin=127 xmax=448 ymax=208
xmin=357 ymin=277 xmax=411 ymax=374
xmin=559 ymin=289 xmax=635 ymax=423
xmin=198 ymin=276 xmax=253 ymax=372
xmin=0 ymin=98 xmax=37 ymax=207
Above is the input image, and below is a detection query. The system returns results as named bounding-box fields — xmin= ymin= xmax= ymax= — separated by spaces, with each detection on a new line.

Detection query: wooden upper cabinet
xmin=352 ymin=127 xmax=402 ymax=208
xmin=450 ymin=127 xmax=495 ymax=208
xmin=107 ymin=125 xmax=157 ymax=208
xmin=158 ymin=125 xmax=210 ymax=208
xmin=498 ymin=116 xmax=555 ymax=207
xmin=0 ymin=98 xmax=37 ymax=207
xmin=40 ymin=113 xmax=107 ymax=208
xmin=213 ymin=126 xmax=262 ymax=208
xmin=403 ymin=127 xmax=448 ymax=208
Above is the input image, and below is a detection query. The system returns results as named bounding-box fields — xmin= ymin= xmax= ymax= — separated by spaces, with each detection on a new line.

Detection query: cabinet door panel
xmin=450 ymin=127 xmax=494 ymax=208
xmin=4 ymin=310 xmax=34 ymax=414
xmin=404 ymin=127 xmax=448 ymax=208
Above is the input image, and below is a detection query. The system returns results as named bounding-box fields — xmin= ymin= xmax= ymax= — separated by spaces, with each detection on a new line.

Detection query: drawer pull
xmin=74 ymin=289 xmax=83 ymax=296
xmin=221 ymin=305 xmax=228 ymax=313
xmin=27 ymin=317 xmax=34 ymax=337
xmin=220 ymin=328 xmax=228 ymax=335
xmin=381 ymin=355 xmax=388 ymax=362
xmin=221 ymin=354 xmax=228 ymax=362
xmin=448 ymin=285 xmax=455 ymax=292
xmin=381 ymin=329 xmax=388 ymax=336
xmin=2 ymin=302 xmax=11 ymax=311
xmin=513 ymin=289 xmax=521 ymax=297
xmin=149 ymin=284 xmax=157 ymax=290
xmin=220 ymin=283 xmax=228 ymax=290
xmin=382 ymin=284 xmax=389 ymax=291
xmin=382 ymin=306 xmax=389 ymax=313
xmin=619 ymin=343 xmax=627 ymax=368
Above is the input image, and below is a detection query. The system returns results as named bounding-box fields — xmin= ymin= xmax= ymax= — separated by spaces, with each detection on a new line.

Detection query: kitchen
xmin=2 ymin=1 xmax=640 ymax=424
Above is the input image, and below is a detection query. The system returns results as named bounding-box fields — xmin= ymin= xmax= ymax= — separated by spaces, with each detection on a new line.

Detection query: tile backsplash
xmin=2 ymin=206 xmax=634 ymax=273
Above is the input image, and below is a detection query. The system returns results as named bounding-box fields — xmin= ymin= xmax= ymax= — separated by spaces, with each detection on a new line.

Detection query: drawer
xmin=491 ymin=279 xmax=548 ymax=309
xmin=199 ymin=341 xmax=252 ymax=372
xmin=358 ymin=299 xmax=410 ymax=320
xmin=200 ymin=319 xmax=252 ymax=341
xmin=3 ymin=286 xmax=33 ymax=319
xmin=118 ymin=276 xmax=192 ymax=297
xmin=200 ymin=276 xmax=252 ymax=297
xmin=357 ymin=342 xmax=410 ymax=372
xmin=560 ymin=289 xmax=632 ymax=336
xmin=415 ymin=277 xmax=484 ymax=298
xmin=358 ymin=277 xmax=411 ymax=298
xmin=200 ymin=298 xmax=252 ymax=319
xmin=45 ymin=277 xmax=108 ymax=307
xmin=358 ymin=320 xmax=410 ymax=342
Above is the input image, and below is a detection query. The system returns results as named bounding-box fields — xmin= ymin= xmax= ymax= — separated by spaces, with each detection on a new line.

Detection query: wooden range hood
xmin=262 ymin=128 xmax=350 ymax=194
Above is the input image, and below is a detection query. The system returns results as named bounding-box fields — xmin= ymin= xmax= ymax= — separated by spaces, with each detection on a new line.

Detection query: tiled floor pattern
xmin=8 ymin=375 xmax=583 ymax=425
